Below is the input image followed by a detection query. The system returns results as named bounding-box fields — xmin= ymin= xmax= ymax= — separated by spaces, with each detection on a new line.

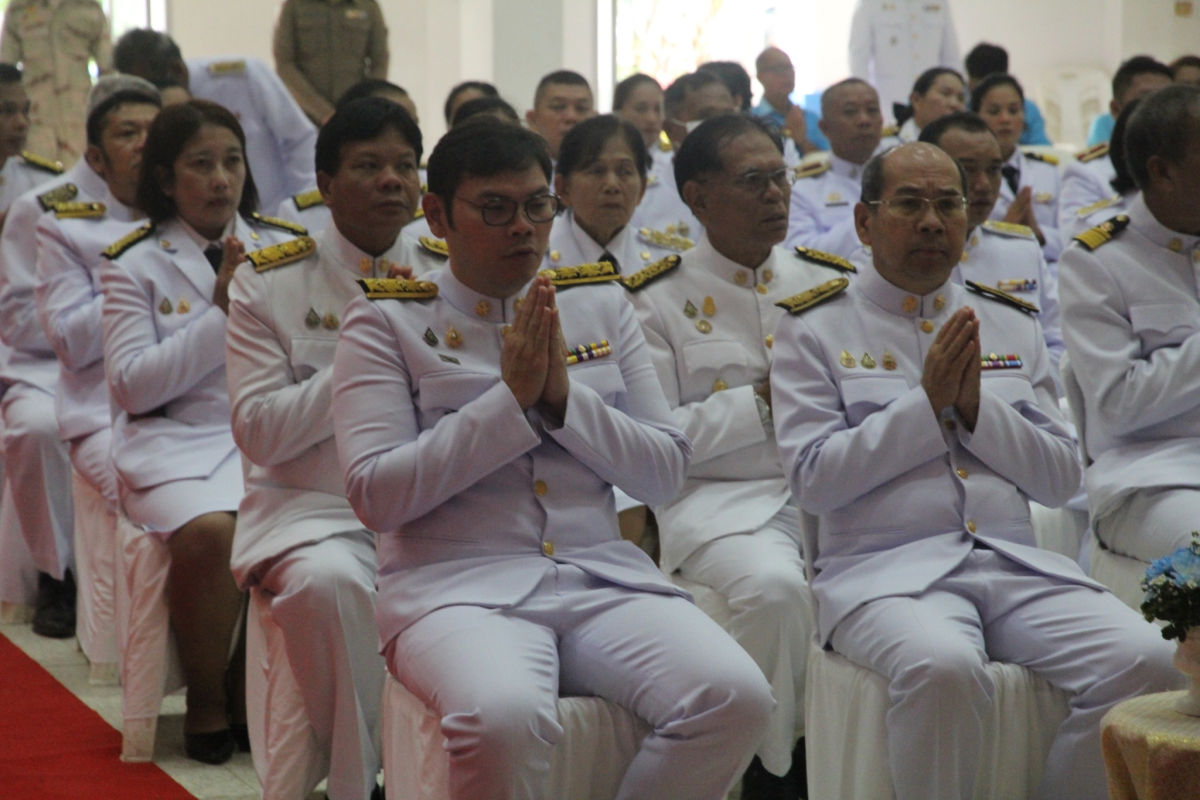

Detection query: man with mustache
xmin=771 ymin=142 xmax=1177 ymax=800
xmin=330 ymin=116 xmax=773 ymax=800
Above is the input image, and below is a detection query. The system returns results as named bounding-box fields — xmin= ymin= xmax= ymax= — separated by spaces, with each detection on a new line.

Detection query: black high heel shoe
xmin=184 ymin=729 xmax=235 ymax=765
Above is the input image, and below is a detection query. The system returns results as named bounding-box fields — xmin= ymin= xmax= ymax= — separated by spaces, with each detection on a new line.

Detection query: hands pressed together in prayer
xmin=212 ymin=235 xmax=247 ymax=315
xmin=922 ymin=307 xmax=981 ymax=432
xmin=501 ymin=274 xmax=569 ymax=424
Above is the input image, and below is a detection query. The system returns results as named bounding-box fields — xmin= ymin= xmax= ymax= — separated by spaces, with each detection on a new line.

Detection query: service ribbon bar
xmin=981 ymin=353 xmax=1023 ymax=370
xmin=566 ymin=340 xmax=611 ymax=366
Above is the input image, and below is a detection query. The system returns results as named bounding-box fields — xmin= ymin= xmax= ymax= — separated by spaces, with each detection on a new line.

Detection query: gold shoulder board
xmin=419 ymin=236 xmax=449 ymax=258
xmin=794 ymin=246 xmax=857 ymax=273
xmin=1022 ymin=149 xmax=1059 ymax=166
xmin=1073 ymin=214 xmax=1130 ymax=252
xmin=248 ymin=236 xmax=317 ymax=273
xmin=292 ymin=189 xmax=324 ymax=211
xmin=981 ymin=220 xmax=1036 ymax=239
xmin=776 ymin=277 xmax=849 ymax=315
xmin=208 ymin=60 xmax=246 ymax=76
xmin=1076 ymin=195 xmax=1120 ymax=217
xmin=1076 ymin=142 xmax=1109 ymax=163
xmin=539 ymin=261 xmax=622 ymax=288
xmin=794 ymin=160 xmax=831 ymax=179
xmin=965 ymin=280 xmax=1039 ymax=314
xmin=251 ymin=212 xmax=308 ymax=236
xmin=621 ymin=254 xmax=682 ymax=292
xmin=357 ymin=277 xmax=439 ymax=300
xmin=638 ymin=227 xmax=694 ymax=252
xmin=880 ymin=125 xmax=899 ymax=137
xmin=37 ymin=183 xmax=78 ymax=211
xmin=22 ymin=151 xmax=63 ymax=174
xmin=102 ymin=223 xmax=155 ymax=260
xmin=54 ymin=201 xmax=106 ymax=220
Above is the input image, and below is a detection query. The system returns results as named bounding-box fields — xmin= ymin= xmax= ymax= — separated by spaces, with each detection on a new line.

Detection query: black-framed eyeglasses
xmin=866 ymin=195 xmax=968 ymax=220
xmin=702 ymin=168 xmax=794 ymax=196
xmin=454 ymin=194 xmax=562 ymax=226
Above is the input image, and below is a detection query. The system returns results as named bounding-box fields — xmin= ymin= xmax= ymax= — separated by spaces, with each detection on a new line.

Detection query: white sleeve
xmin=848 ymin=0 xmax=873 ymax=81
xmin=35 ymin=215 xmax=104 ymax=372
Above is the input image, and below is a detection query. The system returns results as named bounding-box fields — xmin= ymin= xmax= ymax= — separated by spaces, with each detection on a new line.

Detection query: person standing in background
xmin=273 ymin=0 xmax=389 ymax=126
xmin=752 ymin=46 xmax=826 ymax=155
xmin=0 ymin=0 xmax=111 ymax=167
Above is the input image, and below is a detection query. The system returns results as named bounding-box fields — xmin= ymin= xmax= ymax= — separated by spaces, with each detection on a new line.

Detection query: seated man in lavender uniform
xmin=771 ymin=141 xmax=1178 ymax=800
xmin=330 ymin=117 xmax=773 ymax=800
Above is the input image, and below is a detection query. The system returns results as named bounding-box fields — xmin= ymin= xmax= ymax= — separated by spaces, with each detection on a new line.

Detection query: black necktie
xmin=204 ymin=244 xmax=223 ymax=273
xmin=599 ymin=251 xmax=619 ymax=273
xmin=1001 ymin=164 xmax=1020 ymax=195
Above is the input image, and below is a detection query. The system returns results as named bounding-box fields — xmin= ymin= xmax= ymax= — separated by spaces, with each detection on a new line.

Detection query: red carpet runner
xmin=0 ymin=633 xmax=196 ymax=799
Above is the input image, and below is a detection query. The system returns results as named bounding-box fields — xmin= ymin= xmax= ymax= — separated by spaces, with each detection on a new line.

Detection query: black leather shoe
xmin=793 ymin=737 xmax=809 ymax=799
xmin=371 ymin=785 xmax=384 ymax=800
xmin=184 ymin=729 xmax=235 ymax=764
xmin=32 ymin=570 xmax=76 ymax=639
xmin=231 ymin=722 xmax=250 ymax=753
xmin=741 ymin=754 xmax=800 ymax=800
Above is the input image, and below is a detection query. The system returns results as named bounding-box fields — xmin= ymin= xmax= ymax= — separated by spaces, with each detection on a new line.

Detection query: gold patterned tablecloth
xmin=1102 ymin=691 xmax=1200 ymax=799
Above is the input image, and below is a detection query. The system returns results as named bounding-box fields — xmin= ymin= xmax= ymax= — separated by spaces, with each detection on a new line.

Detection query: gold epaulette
xmin=776 ymin=277 xmax=849 ymax=315
xmin=794 ymin=160 xmax=831 ymax=179
xmin=1022 ymin=149 xmax=1059 ymax=166
xmin=1076 ymin=194 xmax=1120 ymax=217
xmin=208 ymin=59 xmax=246 ymax=76
xmin=880 ymin=125 xmax=899 ymax=137
xmin=292 ymin=189 xmax=324 ymax=211
xmin=251 ymin=212 xmax=307 ymax=236
xmin=419 ymin=236 xmax=449 ymax=258
xmin=22 ymin=151 xmax=63 ymax=174
xmin=247 ymin=236 xmax=317 ymax=273
xmin=621 ymin=254 xmax=681 ymax=292
xmin=981 ymin=220 xmax=1036 ymax=239
xmin=37 ymin=183 xmax=78 ymax=211
xmin=53 ymin=201 xmax=106 ymax=220
xmin=638 ymin=226 xmax=694 ymax=252
xmin=1075 ymin=142 xmax=1109 ymax=163
xmin=966 ymin=280 xmax=1039 ymax=314
xmin=794 ymin=246 xmax=857 ymax=273
xmin=102 ymin=223 xmax=154 ymax=260
xmin=357 ymin=277 xmax=438 ymax=300
xmin=658 ymin=131 xmax=674 ymax=152
xmin=1074 ymin=214 xmax=1130 ymax=252
xmin=539 ymin=261 xmax=621 ymax=288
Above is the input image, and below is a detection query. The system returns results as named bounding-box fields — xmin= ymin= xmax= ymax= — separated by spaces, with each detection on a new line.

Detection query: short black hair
xmin=663 ymin=75 xmax=688 ymax=118
xmin=443 ymin=81 xmax=498 ymax=125
xmin=0 ymin=63 xmax=21 ymax=85
xmin=533 ymin=70 xmax=591 ymax=108
xmin=86 ymin=90 xmax=162 ymax=147
xmin=557 ymin=115 xmax=649 ymax=180
xmin=918 ymin=110 xmax=993 ymax=147
xmin=337 ymin=79 xmax=408 ymax=110
xmin=677 ymin=70 xmax=729 ymax=117
xmin=425 ymin=116 xmax=552 ymax=225
xmin=451 ymin=96 xmax=519 ymax=127
xmin=113 ymin=29 xmax=182 ymax=80
xmin=316 ymin=97 xmax=423 ymax=177
xmin=1172 ymin=55 xmax=1200 ymax=78
xmin=970 ymin=73 xmax=1024 ymax=112
xmin=861 ymin=145 xmax=966 ymax=204
xmin=698 ymin=61 xmax=753 ymax=111
xmin=674 ymin=113 xmax=781 ymax=200
xmin=913 ymin=67 xmax=964 ymax=99
xmin=964 ymin=43 xmax=1008 ymax=81
xmin=820 ymin=77 xmax=874 ymax=116
xmin=1112 ymin=56 xmax=1173 ymax=102
xmin=613 ymin=73 xmax=660 ymax=112
xmin=1125 ymin=83 xmax=1200 ymax=190
xmin=1109 ymin=95 xmax=1143 ymax=195
xmin=138 ymin=99 xmax=258 ymax=224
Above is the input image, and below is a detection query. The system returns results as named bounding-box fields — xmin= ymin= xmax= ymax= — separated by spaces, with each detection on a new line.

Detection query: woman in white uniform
xmin=98 ymin=100 xmax=298 ymax=764
xmin=895 ymin=67 xmax=967 ymax=143
xmin=1064 ymin=95 xmax=1142 ymax=241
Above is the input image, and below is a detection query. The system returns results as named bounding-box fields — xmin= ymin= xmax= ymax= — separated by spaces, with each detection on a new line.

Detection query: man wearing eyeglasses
xmin=330 ymin=116 xmax=773 ymax=800
xmin=770 ymin=141 xmax=1177 ymax=800
xmin=625 ymin=113 xmax=856 ymax=800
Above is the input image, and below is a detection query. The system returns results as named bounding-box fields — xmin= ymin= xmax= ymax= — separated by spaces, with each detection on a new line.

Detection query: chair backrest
xmin=1035 ymin=66 xmax=1111 ymax=149
xmin=1059 ymin=352 xmax=1091 ymax=467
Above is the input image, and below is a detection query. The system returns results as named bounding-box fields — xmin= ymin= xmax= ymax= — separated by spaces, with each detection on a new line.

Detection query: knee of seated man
xmin=1101 ymin=623 xmax=1185 ymax=695
xmin=747 ymin=564 xmax=810 ymax=620
xmin=670 ymin=645 xmax=775 ymax=737
xmin=895 ymin=638 xmax=990 ymax=699
xmin=443 ymin=685 xmax=563 ymax=759
xmin=289 ymin=543 xmax=374 ymax=607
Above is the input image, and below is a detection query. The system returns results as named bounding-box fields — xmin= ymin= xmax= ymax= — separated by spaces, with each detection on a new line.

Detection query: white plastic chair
xmin=71 ymin=469 xmax=120 ymax=685
xmin=380 ymin=672 xmax=650 ymax=800
xmin=1035 ymin=67 xmax=1111 ymax=150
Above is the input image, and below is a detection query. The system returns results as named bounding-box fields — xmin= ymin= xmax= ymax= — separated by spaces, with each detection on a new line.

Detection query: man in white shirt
xmin=524 ymin=70 xmax=595 ymax=164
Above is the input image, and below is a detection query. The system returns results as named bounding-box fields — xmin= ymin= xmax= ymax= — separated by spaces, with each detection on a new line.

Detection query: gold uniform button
xmin=533 ymin=480 xmax=548 ymax=497
xmin=756 ymin=283 xmax=768 ymax=294
xmin=901 ymin=296 xmax=918 ymax=313
xmin=765 ymin=334 xmax=774 ymax=348
xmin=712 ymin=378 xmax=728 ymax=392
xmin=1169 ymin=238 xmax=1184 ymax=253
xmin=967 ymin=521 xmax=977 ymax=533
xmin=735 ymin=270 xmax=748 ymax=285
xmin=542 ymin=541 xmax=555 ymax=556
xmin=549 ymin=250 xmax=561 ymax=262
xmin=475 ymin=299 xmax=491 ymax=317
xmin=956 ymin=468 xmax=968 ymax=479
xmin=921 ymin=320 xmax=935 ymax=334
xmin=641 ymin=251 xmax=651 ymax=261
xmin=359 ymin=256 xmax=372 ymax=274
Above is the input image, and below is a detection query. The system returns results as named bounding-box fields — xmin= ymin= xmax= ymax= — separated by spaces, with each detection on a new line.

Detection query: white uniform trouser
xmin=677 ymin=503 xmax=809 ymax=777
xmin=70 ymin=428 xmax=119 ymax=665
xmin=387 ymin=563 xmax=774 ymax=800
xmin=0 ymin=383 xmax=73 ymax=578
xmin=1094 ymin=487 xmax=1200 ymax=563
xmin=829 ymin=547 xmax=1179 ymax=800
xmin=258 ymin=531 xmax=383 ymax=800
xmin=70 ymin=428 xmax=118 ymax=510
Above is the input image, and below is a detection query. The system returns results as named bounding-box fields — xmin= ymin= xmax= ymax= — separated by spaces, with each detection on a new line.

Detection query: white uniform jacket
xmin=0 ymin=159 xmax=107 ymax=393
xmin=1058 ymin=196 xmax=1200 ymax=521
xmin=35 ymin=189 xmax=141 ymax=442
xmin=331 ymin=265 xmax=692 ymax=646
xmin=628 ymin=144 xmax=702 ymax=242
xmin=1058 ymin=147 xmax=1116 ymax=240
xmin=1068 ymin=192 xmax=1134 ymax=245
xmin=187 ymin=56 xmax=318 ymax=213
xmin=544 ymin=209 xmax=683 ymax=275
xmin=629 ymin=236 xmax=852 ymax=572
xmin=772 ymin=261 xmax=1090 ymax=643
xmin=275 ymin=188 xmax=332 ymax=236
xmin=953 ymin=220 xmax=1063 ymax=374
xmin=98 ymin=215 xmax=295 ymax=493
xmin=0 ymin=154 xmax=63 ymax=214
xmin=848 ymin=0 xmax=960 ymax=123
xmin=227 ymin=226 xmax=440 ymax=588
xmin=785 ymin=154 xmax=869 ymax=257
xmin=990 ymin=148 xmax=1062 ymax=263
